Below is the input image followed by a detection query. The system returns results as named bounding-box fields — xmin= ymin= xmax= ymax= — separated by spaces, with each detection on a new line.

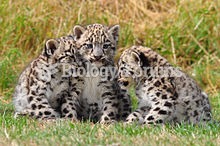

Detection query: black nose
xmin=118 ymin=80 xmax=129 ymax=87
xmin=94 ymin=55 xmax=102 ymax=60
xmin=122 ymin=80 xmax=129 ymax=86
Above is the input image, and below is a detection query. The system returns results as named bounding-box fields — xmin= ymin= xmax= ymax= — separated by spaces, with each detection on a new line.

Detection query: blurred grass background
xmin=0 ymin=0 xmax=220 ymax=145
xmin=0 ymin=0 xmax=219 ymax=99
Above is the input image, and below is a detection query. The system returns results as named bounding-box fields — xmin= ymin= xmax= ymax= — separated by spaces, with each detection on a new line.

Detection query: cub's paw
xmin=99 ymin=115 xmax=116 ymax=124
xmin=124 ymin=114 xmax=144 ymax=125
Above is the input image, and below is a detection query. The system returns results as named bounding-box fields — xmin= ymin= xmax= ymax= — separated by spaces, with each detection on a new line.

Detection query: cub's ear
xmin=139 ymin=52 xmax=149 ymax=67
xmin=130 ymin=50 xmax=149 ymax=67
xmin=72 ymin=25 xmax=85 ymax=40
xmin=131 ymin=52 xmax=141 ymax=65
xmin=43 ymin=39 xmax=58 ymax=57
xmin=108 ymin=24 xmax=120 ymax=42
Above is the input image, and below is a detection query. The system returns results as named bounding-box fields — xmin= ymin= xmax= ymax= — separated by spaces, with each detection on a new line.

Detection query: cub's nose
xmin=94 ymin=55 xmax=102 ymax=60
xmin=122 ymin=80 xmax=129 ymax=87
xmin=118 ymin=79 xmax=129 ymax=87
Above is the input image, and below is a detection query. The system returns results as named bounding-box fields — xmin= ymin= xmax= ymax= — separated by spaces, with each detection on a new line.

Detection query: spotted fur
xmin=70 ymin=23 xmax=131 ymax=123
xmin=13 ymin=36 xmax=81 ymax=120
xmin=117 ymin=46 xmax=212 ymax=125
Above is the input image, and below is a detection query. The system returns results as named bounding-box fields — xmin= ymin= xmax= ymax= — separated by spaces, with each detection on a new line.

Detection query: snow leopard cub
xmin=69 ymin=23 xmax=131 ymax=123
xmin=13 ymin=36 xmax=82 ymax=120
xmin=118 ymin=46 xmax=212 ymax=125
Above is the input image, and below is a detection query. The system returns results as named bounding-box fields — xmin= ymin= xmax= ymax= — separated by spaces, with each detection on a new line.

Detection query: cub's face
xmin=117 ymin=49 xmax=143 ymax=88
xmin=73 ymin=23 xmax=119 ymax=67
xmin=43 ymin=36 xmax=76 ymax=65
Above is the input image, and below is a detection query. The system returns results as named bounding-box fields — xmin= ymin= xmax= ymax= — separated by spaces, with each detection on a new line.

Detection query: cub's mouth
xmin=89 ymin=57 xmax=106 ymax=66
xmin=90 ymin=55 xmax=105 ymax=61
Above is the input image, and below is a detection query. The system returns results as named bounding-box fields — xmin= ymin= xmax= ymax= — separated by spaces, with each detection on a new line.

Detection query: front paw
xmin=124 ymin=114 xmax=144 ymax=125
xmin=14 ymin=110 xmax=29 ymax=118
xmin=99 ymin=115 xmax=116 ymax=124
xmin=61 ymin=113 xmax=78 ymax=122
xmin=124 ymin=117 xmax=135 ymax=125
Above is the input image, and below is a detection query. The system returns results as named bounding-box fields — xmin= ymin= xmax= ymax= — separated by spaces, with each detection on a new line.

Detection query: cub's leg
xmin=60 ymin=79 xmax=82 ymax=121
xmin=125 ymin=106 xmax=150 ymax=124
xmin=99 ymin=81 xmax=120 ymax=124
xmin=143 ymin=99 xmax=175 ymax=125
xmin=16 ymin=95 xmax=61 ymax=120
xmin=117 ymin=88 xmax=132 ymax=121
xmin=142 ymin=80 xmax=177 ymax=125
xmin=60 ymin=93 xmax=81 ymax=121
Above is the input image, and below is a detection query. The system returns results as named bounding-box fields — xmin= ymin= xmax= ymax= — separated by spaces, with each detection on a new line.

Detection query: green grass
xmin=1 ymin=101 xmax=220 ymax=146
xmin=0 ymin=49 xmax=22 ymax=91
xmin=0 ymin=0 xmax=220 ymax=145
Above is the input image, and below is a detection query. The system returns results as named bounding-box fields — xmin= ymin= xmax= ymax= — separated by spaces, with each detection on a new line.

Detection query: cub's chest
xmin=82 ymin=76 xmax=102 ymax=104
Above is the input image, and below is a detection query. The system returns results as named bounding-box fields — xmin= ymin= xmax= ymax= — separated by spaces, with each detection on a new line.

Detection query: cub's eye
xmin=70 ymin=48 xmax=75 ymax=54
xmin=103 ymin=44 xmax=110 ymax=49
xmin=86 ymin=44 xmax=93 ymax=49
